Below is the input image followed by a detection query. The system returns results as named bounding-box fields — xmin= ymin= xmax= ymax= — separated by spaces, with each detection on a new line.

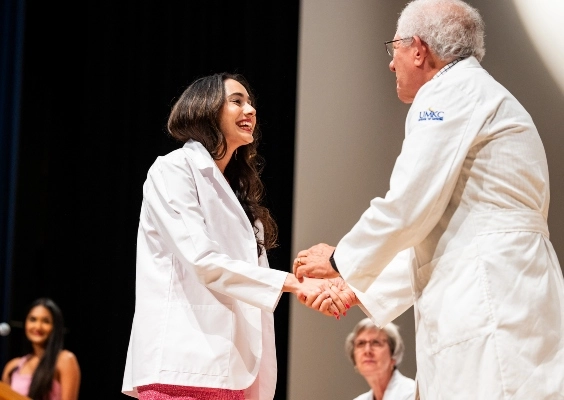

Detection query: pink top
xmin=10 ymin=355 xmax=62 ymax=400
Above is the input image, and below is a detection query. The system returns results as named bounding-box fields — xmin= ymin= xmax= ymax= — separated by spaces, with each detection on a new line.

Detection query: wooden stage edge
xmin=0 ymin=382 xmax=31 ymax=400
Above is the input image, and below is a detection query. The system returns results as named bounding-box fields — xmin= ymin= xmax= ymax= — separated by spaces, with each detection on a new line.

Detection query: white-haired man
xmin=295 ymin=0 xmax=564 ymax=398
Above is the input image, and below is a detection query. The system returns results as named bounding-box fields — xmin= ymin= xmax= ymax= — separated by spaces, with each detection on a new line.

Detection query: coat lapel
xmin=183 ymin=140 xmax=255 ymax=236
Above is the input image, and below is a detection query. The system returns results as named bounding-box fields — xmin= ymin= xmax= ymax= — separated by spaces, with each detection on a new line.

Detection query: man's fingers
xmin=297 ymin=250 xmax=309 ymax=258
xmin=293 ymin=253 xmax=309 ymax=277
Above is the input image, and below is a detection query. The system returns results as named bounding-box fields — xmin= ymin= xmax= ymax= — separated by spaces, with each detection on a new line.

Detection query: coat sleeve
xmin=352 ymin=249 xmax=414 ymax=326
xmin=336 ymin=80 xmax=483 ymax=291
xmin=143 ymin=155 xmax=288 ymax=312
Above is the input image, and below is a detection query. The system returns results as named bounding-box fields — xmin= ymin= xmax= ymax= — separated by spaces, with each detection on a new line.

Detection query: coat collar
xmin=182 ymin=139 xmax=216 ymax=170
xmin=182 ymin=140 xmax=232 ymax=190
xmin=182 ymin=139 xmax=256 ymax=238
xmin=448 ymin=55 xmax=482 ymax=72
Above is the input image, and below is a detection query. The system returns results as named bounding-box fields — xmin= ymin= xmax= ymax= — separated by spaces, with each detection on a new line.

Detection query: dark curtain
xmin=6 ymin=1 xmax=300 ymax=399
xmin=0 ymin=0 xmax=25 ymax=366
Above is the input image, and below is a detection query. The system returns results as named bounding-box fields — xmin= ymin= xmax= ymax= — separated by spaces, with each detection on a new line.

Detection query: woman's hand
xmin=283 ymin=274 xmax=354 ymax=319
xmin=284 ymin=274 xmax=338 ymax=318
xmin=327 ymin=276 xmax=360 ymax=308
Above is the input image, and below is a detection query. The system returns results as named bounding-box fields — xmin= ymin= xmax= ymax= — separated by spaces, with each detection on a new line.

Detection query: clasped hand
xmin=295 ymin=276 xmax=355 ymax=319
xmin=292 ymin=243 xmax=358 ymax=319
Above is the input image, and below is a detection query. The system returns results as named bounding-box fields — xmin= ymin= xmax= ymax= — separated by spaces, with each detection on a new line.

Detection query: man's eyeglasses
xmin=354 ymin=339 xmax=387 ymax=350
xmin=384 ymin=37 xmax=413 ymax=57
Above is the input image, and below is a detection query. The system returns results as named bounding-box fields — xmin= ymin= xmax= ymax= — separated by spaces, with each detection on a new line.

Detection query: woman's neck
xmin=32 ymin=343 xmax=46 ymax=359
xmin=367 ymin=368 xmax=394 ymax=400
xmin=215 ymin=152 xmax=233 ymax=174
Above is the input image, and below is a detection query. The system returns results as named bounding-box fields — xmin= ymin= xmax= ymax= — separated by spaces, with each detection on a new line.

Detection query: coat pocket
xmin=416 ymin=243 xmax=494 ymax=354
xmin=160 ymin=302 xmax=233 ymax=376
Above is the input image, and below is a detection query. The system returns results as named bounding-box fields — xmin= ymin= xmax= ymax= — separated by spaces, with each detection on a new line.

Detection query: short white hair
xmin=344 ymin=319 xmax=406 ymax=366
xmin=396 ymin=0 xmax=485 ymax=62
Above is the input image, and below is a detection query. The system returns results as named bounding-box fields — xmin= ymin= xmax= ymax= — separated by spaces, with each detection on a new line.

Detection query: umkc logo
xmin=418 ymin=108 xmax=444 ymax=121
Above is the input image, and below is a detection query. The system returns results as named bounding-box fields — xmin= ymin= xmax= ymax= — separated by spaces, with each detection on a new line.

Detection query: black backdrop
xmin=5 ymin=1 xmax=300 ymax=399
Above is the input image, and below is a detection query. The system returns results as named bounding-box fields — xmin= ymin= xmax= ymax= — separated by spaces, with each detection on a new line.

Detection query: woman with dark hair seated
xmin=1 ymin=298 xmax=81 ymax=400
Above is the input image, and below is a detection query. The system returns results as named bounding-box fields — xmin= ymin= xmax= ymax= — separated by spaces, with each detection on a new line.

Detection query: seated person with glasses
xmin=345 ymin=319 xmax=414 ymax=400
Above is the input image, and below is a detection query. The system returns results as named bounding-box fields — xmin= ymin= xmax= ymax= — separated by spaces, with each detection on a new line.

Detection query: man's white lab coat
xmin=122 ymin=140 xmax=288 ymax=399
xmin=335 ymin=57 xmax=564 ymax=399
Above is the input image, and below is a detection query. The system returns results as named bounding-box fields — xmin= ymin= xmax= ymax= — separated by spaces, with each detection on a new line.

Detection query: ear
xmin=412 ymin=36 xmax=428 ymax=67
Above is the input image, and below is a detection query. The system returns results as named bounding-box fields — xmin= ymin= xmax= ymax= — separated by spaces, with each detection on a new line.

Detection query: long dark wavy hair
xmin=24 ymin=298 xmax=65 ymax=400
xmin=167 ymin=72 xmax=278 ymax=255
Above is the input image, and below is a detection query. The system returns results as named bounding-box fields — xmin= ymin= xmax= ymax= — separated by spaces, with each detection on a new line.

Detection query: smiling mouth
xmin=237 ymin=121 xmax=252 ymax=130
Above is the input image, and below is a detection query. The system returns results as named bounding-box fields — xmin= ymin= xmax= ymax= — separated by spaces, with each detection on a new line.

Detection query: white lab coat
xmin=352 ymin=369 xmax=415 ymax=400
xmin=335 ymin=57 xmax=564 ymax=399
xmin=122 ymin=140 xmax=288 ymax=399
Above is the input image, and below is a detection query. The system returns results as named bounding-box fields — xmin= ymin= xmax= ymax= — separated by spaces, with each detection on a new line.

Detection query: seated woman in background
xmin=1 ymin=298 xmax=81 ymax=400
xmin=345 ymin=319 xmax=415 ymax=400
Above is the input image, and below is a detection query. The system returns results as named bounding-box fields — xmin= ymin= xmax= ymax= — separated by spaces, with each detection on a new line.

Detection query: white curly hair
xmin=396 ymin=0 xmax=485 ymax=62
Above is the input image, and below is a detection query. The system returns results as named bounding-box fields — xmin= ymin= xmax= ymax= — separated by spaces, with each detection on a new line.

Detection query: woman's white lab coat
xmin=335 ymin=57 xmax=564 ymax=399
xmin=352 ymin=369 xmax=415 ymax=400
xmin=122 ymin=140 xmax=288 ymax=399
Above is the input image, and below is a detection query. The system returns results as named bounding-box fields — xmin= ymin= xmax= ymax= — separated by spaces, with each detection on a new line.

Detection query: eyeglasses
xmin=354 ymin=339 xmax=387 ymax=350
xmin=384 ymin=37 xmax=413 ymax=57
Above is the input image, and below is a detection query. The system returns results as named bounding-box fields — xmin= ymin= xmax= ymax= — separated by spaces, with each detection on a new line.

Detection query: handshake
xmin=285 ymin=243 xmax=359 ymax=320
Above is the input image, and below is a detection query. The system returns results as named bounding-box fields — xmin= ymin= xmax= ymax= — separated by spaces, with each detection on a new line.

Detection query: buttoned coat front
xmin=335 ymin=57 xmax=564 ymax=399
xmin=122 ymin=140 xmax=288 ymax=399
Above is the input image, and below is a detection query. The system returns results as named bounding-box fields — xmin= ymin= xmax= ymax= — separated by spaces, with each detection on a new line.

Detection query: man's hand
xmin=293 ymin=243 xmax=339 ymax=280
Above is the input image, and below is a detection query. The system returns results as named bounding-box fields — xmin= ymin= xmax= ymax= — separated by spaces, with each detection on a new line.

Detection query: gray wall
xmin=288 ymin=1 xmax=564 ymax=399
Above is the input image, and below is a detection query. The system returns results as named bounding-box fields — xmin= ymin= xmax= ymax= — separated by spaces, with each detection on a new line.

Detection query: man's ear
xmin=412 ymin=36 xmax=428 ymax=67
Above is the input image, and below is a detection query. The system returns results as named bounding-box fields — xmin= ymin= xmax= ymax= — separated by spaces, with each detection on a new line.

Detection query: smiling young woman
xmin=121 ymin=72 xmax=350 ymax=400
xmin=217 ymin=78 xmax=257 ymax=164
